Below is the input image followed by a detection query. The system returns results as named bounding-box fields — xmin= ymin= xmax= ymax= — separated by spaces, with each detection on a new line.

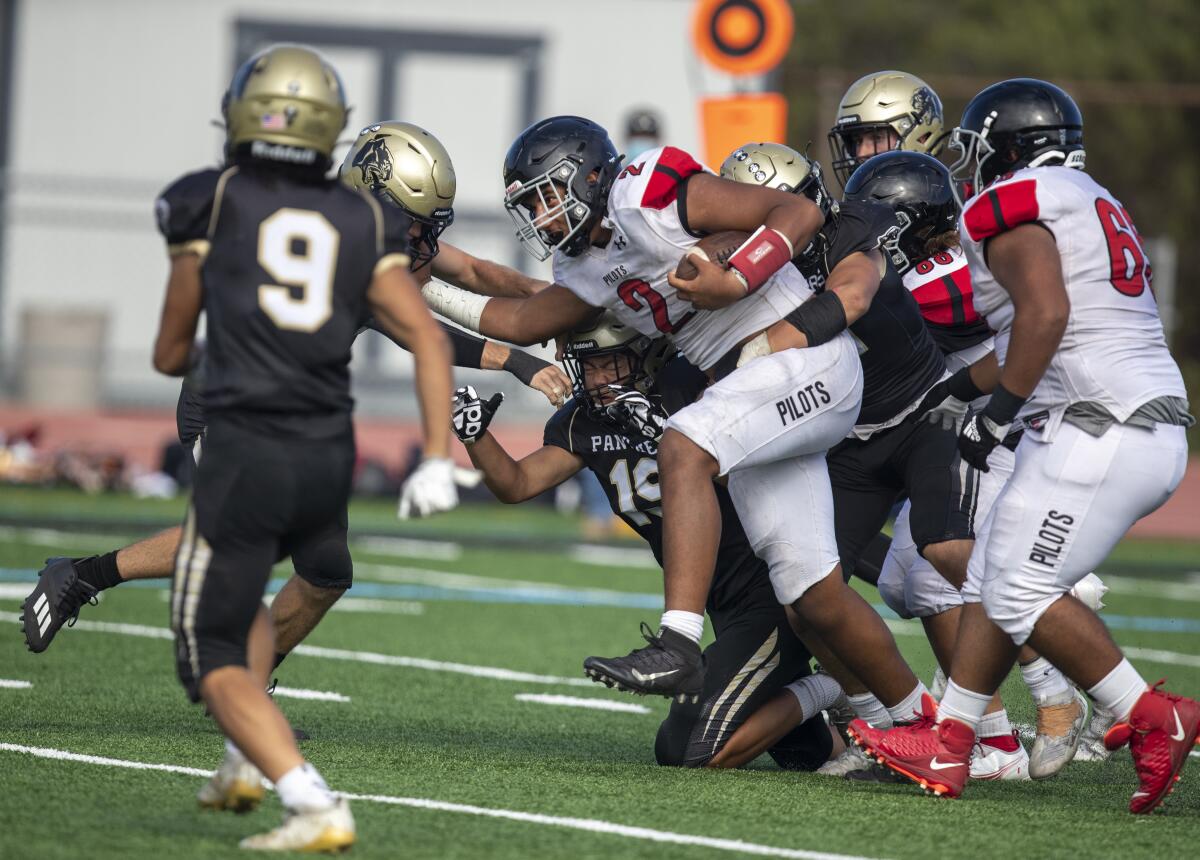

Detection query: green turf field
xmin=1 ymin=487 xmax=1198 ymax=859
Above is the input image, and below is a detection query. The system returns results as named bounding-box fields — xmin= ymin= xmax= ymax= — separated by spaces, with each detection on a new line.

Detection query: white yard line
xmin=514 ymin=693 xmax=651 ymax=714
xmin=1122 ymin=646 xmax=1200 ymax=668
xmin=0 ymin=742 xmax=884 ymax=860
xmin=0 ymin=525 xmax=138 ymax=547
xmin=0 ymin=611 xmax=594 ymax=687
xmin=271 ymin=686 xmax=350 ymax=703
xmin=1103 ymin=575 xmax=1200 ymax=603
xmin=352 ymin=536 xmax=463 ymax=561
xmin=568 ymin=544 xmax=659 ymax=569
xmin=354 ymin=562 xmax=656 ymax=605
xmin=0 ymin=679 xmax=32 ymax=689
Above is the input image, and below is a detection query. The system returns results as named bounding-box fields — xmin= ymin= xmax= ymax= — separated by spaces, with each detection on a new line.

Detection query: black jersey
xmin=543 ymin=360 xmax=767 ymax=617
xmin=795 ymin=200 xmax=946 ymax=427
xmin=156 ymin=163 xmax=413 ymax=438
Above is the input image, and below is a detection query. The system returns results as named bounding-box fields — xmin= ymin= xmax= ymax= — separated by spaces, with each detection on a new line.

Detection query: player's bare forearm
xmin=152 ymin=254 xmax=204 ymax=376
xmin=476 ymin=286 xmax=598 ymax=346
xmin=988 ymin=224 xmax=1069 ymax=398
xmin=827 ymin=250 xmax=882 ymax=325
xmin=468 ymin=438 xmax=581 ymax=503
xmin=434 ymin=243 xmax=546 ymax=298
xmin=967 ymin=351 xmax=1001 ymax=394
xmin=706 ymin=691 xmax=805 ymax=769
xmin=480 ymin=341 xmax=509 ymax=371
xmin=681 ymin=173 xmax=824 ymax=254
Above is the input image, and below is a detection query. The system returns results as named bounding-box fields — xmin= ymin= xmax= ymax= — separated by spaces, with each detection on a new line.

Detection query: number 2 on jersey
xmin=617 ymin=278 xmax=694 ymax=334
xmin=1094 ymin=199 xmax=1151 ymax=298
xmin=608 ymin=457 xmax=661 ymax=526
xmin=257 ymin=208 xmax=340 ymax=331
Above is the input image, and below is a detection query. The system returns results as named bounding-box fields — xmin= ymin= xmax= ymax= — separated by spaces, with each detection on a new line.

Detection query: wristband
xmin=782 ymin=289 xmax=847 ymax=347
xmin=946 ymin=366 xmax=986 ymax=403
xmin=441 ymin=323 xmax=486 ymax=369
xmin=728 ymin=226 xmax=794 ymax=294
xmin=983 ymin=382 xmax=1027 ymax=425
xmin=421 ymin=280 xmax=489 ymax=332
xmin=501 ymin=348 xmax=551 ymax=386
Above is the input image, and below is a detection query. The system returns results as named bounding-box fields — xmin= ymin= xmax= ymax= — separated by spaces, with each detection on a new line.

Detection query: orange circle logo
xmin=692 ymin=0 xmax=793 ymax=76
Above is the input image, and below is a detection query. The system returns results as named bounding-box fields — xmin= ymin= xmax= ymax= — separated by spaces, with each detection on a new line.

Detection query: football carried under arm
xmin=667 ymin=173 xmax=824 ymax=310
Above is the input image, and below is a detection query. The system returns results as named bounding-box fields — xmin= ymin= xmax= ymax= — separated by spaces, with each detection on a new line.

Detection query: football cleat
xmin=970 ymin=731 xmax=1030 ymax=781
xmin=20 ymin=557 xmax=98 ymax=653
xmin=1074 ymin=707 xmax=1116 ymax=762
xmin=198 ymin=750 xmax=266 ymax=813
xmin=583 ymin=622 xmax=703 ymax=702
xmin=1103 ymin=680 xmax=1200 ymax=814
xmin=1029 ymin=686 xmax=1088 ymax=779
xmin=239 ymin=798 xmax=355 ymax=853
xmin=847 ymin=693 xmax=974 ymax=798
xmin=815 ymin=744 xmax=874 ymax=777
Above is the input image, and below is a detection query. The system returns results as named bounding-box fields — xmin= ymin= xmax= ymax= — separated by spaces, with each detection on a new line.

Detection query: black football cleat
xmin=584 ymin=622 xmax=704 ymax=702
xmin=21 ymin=557 xmax=98 ymax=653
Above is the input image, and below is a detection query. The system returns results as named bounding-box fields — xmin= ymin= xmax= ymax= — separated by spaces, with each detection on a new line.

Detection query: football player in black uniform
xmin=451 ymin=314 xmax=843 ymax=771
xmin=149 ymin=45 xmax=459 ymax=852
xmin=721 ymin=144 xmax=1031 ymax=780
xmin=20 ymin=121 xmax=569 ymax=666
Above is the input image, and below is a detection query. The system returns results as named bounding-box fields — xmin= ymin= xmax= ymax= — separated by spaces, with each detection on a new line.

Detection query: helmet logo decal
xmin=351 ymin=135 xmax=394 ymax=189
xmin=910 ymin=87 xmax=941 ymax=126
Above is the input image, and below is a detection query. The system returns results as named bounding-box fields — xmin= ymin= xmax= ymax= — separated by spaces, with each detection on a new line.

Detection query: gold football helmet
xmin=340 ymin=121 xmax=456 ymax=266
xmin=563 ymin=313 xmax=674 ymax=412
xmin=828 ymin=70 xmax=946 ymax=186
xmin=222 ymin=44 xmax=348 ymax=163
xmin=720 ymin=142 xmax=834 ymax=217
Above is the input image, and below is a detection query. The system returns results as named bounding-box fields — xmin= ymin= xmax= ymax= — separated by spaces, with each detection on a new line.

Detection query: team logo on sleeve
xmin=351 ymin=135 xmax=394 ymax=189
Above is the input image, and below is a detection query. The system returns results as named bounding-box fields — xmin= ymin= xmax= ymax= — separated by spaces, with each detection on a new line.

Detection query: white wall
xmin=2 ymin=0 xmax=698 ymax=410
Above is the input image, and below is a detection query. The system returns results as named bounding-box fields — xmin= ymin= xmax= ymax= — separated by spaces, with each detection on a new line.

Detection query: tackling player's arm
xmin=368 ymin=264 xmax=454 ymax=459
xmin=763 ymin=249 xmax=885 ymax=352
xmin=431 ymin=242 xmax=547 ymax=298
xmin=667 ymin=173 xmax=825 ymax=310
xmin=152 ymin=254 xmax=204 ymax=376
xmin=468 ymin=436 xmax=583 ymax=503
xmin=422 ymin=279 xmax=601 ymax=346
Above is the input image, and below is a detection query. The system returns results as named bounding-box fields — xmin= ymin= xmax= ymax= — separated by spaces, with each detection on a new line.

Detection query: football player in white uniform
xmin=848 ymin=79 xmax=1198 ymax=814
xmin=424 ymin=116 xmax=931 ymax=726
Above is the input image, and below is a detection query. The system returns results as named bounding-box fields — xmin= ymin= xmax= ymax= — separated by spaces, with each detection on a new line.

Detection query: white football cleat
xmin=1029 ymin=687 xmax=1088 ymax=779
xmin=815 ymin=743 xmax=873 ymax=777
xmin=198 ymin=750 xmax=266 ymax=813
xmin=970 ymin=732 xmax=1030 ymax=781
xmin=239 ymin=798 xmax=356 ymax=853
xmin=1073 ymin=706 xmax=1116 ymax=762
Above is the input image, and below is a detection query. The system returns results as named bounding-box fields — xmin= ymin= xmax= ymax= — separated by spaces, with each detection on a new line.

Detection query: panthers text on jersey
xmin=901 ymin=246 xmax=993 ymax=356
xmin=960 ymin=166 xmax=1186 ymax=433
xmin=795 ymin=200 xmax=945 ymax=431
xmin=551 ymin=146 xmax=812 ymax=371
xmin=156 ymin=163 xmax=413 ymax=438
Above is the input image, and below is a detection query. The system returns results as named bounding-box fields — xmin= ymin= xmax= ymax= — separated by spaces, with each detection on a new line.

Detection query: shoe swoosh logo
xmin=1169 ymin=709 xmax=1186 ymax=742
xmin=928 ymin=757 xmax=965 ymax=771
xmin=631 ymin=668 xmax=679 ymax=682
xmin=1132 ymin=791 xmax=1150 ymax=798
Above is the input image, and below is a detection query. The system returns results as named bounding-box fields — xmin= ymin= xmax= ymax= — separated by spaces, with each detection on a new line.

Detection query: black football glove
xmin=604 ymin=387 xmax=667 ymax=441
xmin=452 ymin=385 xmax=504 ymax=445
xmin=957 ymin=383 xmax=1026 ymax=472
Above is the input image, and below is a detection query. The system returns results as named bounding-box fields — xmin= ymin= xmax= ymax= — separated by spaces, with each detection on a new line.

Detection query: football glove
xmin=452 ymin=385 xmax=504 ymax=445
xmin=604 ymin=387 xmax=667 ymax=441
xmin=958 ymin=411 xmax=1008 ymax=472
xmin=923 ymin=366 xmax=985 ymax=433
xmin=398 ymin=457 xmax=470 ymax=519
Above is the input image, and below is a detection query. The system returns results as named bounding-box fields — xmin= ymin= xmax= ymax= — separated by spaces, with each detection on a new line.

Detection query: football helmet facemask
xmin=828 ymin=70 xmax=946 ymax=187
xmin=222 ymin=44 xmax=348 ymax=167
xmin=503 ymin=116 xmax=622 ymax=262
xmin=948 ymin=77 xmax=1084 ymax=205
xmin=843 ymin=151 xmax=959 ymax=273
xmin=340 ymin=121 xmax=456 ymax=268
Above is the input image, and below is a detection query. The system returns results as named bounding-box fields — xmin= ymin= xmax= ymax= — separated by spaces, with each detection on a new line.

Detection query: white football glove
xmin=452 ymin=385 xmax=505 ymax=445
xmin=397 ymin=457 xmax=473 ymax=519
xmin=604 ymin=387 xmax=667 ymax=441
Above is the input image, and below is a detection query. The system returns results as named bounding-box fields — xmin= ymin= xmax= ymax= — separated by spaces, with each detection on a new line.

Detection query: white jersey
xmin=552 ymin=146 xmax=813 ymax=371
xmin=959 ymin=166 xmax=1185 ymax=436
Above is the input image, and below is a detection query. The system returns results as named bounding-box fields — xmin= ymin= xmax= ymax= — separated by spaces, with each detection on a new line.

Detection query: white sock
xmin=1086 ymin=659 xmax=1145 ymax=723
xmin=224 ymin=738 xmax=245 ymax=760
xmin=785 ymin=673 xmax=844 ymax=722
xmin=886 ymin=682 xmax=930 ymax=724
xmin=1020 ymin=657 xmax=1071 ymax=703
xmin=978 ymin=708 xmax=1013 ymax=739
xmin=659 ymin=610 xmax=704 ymax=644
xmin=937 ymin=680 xmax=991 ymax=731
xmin=847 ymin=692 xmax=893 ymax=728
xmin=275 ymin=762 xmax=336 ymax=813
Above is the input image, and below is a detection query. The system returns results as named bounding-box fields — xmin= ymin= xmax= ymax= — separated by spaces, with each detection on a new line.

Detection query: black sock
xmin=273 ymin=651 xmax=288 ymax=671
xmin=72 ymin=550 xmax=124 ymax=591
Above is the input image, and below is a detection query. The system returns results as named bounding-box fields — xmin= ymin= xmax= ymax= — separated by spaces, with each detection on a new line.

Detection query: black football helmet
xmin=503 ymin=116 xmax=622 ymax=261
xmin=949 ymin=78 xmax=1084 ymax=204
xmin=844 ymin=151 xmax=959 ymax=273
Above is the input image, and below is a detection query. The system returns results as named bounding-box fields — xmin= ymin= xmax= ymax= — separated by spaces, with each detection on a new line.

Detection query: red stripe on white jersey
xmin=962 ymin=179 xmax=1040 ymax=242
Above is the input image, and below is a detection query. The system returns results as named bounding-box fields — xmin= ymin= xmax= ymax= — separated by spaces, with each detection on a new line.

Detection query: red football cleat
xmin=1103 ymin=680 xmax=1200 ymax=814
xmin=847 ymin=693 xmax=975 ymax=797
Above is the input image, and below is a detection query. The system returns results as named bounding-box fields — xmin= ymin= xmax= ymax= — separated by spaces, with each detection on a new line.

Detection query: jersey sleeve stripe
xmin=372 ymin=252 xmax=412 ymax=277
xmin=963 ymin=179 xmax=1039 ymax=242
xmin=204 ymin=166 xmax=239 ymax=240
xmin=566 ymin=405 xmax=579 ymax=455
xmin=640 ymin=147 xmax=704 ymax=210
xmin=168 ymin=239 xmax=211 ymax=262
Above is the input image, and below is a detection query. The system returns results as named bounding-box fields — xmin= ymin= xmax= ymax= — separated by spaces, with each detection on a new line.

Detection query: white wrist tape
xmin=735 ymin=331 xmax=772 ymax=368
xmin=420 ymin=280 xmax=490 ymax=332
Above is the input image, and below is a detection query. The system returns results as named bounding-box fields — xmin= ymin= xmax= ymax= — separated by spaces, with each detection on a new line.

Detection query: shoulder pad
xmin=962 ymin=178 xmax=1040 ymax=243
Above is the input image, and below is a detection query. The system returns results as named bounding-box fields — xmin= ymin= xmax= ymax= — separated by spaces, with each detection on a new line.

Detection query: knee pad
xmin=903 ymin=567 xmax=963 ymax=618
xmin=876 ymin=558 xmax=912 ymax=619
xmin=757 ymin=540 xmax=837 ymax=606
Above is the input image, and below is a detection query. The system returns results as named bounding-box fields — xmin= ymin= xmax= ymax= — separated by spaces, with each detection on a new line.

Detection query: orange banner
xmin=699 ymin=93 xmax=788 ymax=170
